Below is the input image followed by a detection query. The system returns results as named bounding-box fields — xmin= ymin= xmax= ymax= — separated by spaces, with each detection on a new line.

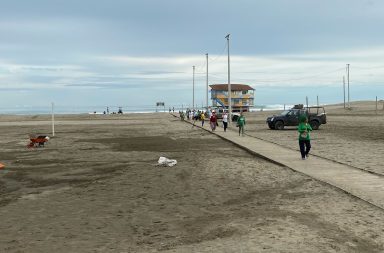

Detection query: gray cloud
xmin=1 ymin=0 xmax=384 ymax=108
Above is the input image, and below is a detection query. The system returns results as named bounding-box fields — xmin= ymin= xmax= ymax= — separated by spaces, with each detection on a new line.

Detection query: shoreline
xmin=0 ymin=99 xmax=383 ymax=116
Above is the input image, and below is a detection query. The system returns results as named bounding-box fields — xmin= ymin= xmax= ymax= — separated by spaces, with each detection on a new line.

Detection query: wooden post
xmin=51 ymin=102 xmax=55 ymax=137
xmin=343 ymin=76 xmax=346 ymax=109
xmin=376 ymin=96 xmax=378 ymax=114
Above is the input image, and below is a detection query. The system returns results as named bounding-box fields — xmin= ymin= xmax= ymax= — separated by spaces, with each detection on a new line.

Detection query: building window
xmin=234 ymin=91 xmax=241 ymax=96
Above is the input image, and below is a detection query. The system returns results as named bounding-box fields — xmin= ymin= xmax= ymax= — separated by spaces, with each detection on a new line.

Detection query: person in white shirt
xmin=222 ymin=112 xmax=228 ymax=132
xmin=189 ymin=111 xmax=193 ymax=121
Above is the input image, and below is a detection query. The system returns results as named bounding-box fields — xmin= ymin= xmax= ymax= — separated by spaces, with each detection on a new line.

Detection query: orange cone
xmin=0 ymin=163 xmax=5 ymax=170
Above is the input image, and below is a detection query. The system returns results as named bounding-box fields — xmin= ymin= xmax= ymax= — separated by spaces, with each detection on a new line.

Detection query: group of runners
xmin=178 ymin=109 xmax=246 ymax=136
xmin=177 ymin=109 xmax=313 ymax=160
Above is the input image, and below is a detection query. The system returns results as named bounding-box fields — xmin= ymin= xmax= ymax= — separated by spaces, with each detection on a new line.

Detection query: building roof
xmin=209 ymin=84 xmax=254 ymax=91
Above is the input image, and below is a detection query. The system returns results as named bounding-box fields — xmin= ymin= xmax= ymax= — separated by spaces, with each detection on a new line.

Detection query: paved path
xmin=181 ymin=116 xmax=384 ymax=210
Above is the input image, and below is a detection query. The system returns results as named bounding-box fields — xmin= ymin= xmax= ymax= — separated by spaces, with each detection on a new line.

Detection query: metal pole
xmin=317 ymin=95 xmax=319 ymax=106
xmin=343 ymin=76 xmax=345 ymax=109
xmin=347 ymin=64 xmax=350 ymax=109
xmin=376 ymin=96 xmax=378 ymax=114
xmin=226 ymin=34 xmax=232 ymax=123
xmin=206 ymin=53 xmax=209 ymax=110
xmin=193 ymin=66 xmax=195 ymax=111
xmin=51 ymin=102 xmax=55 ymax=137
xmin=306 ymin=96 xmax=308 ymax=109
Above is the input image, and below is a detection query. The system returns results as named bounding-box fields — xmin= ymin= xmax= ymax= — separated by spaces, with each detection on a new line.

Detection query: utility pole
xmin=343 ymin=76 xmax=346 ymax=109
xmin=225 ymin=34 xmax=232 ymax=122
xmin=347 ymin=64 xmax=350 ymax=109
xmin=193 ymin=66 xmax=195 ymax=110
xmin=206 ymin=53 xmax=209 ymax=110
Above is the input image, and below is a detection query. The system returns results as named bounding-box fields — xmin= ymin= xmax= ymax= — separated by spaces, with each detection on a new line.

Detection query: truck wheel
xmin=232 ymin=115 xmax=239 ymax=121
xmin=274 ymin=121 xmax=284 ymax=130
xmin=310 ymin=120 xmax=320 ymax=130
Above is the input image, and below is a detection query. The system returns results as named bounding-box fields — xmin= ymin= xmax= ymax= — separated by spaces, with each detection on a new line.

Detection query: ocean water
xmin=0 ymin=104 xmax=290 ymax=115
xmin=0 ymin=106 xmax=160 ymax=115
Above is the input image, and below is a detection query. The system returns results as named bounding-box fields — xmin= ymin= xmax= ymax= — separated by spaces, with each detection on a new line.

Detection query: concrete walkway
xmin=183 ymin=117 xmax=384 ymax=210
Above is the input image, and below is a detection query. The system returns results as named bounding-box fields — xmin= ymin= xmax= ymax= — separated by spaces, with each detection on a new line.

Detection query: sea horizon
xmin=0 ymin=104 xmax=291 ymax=115
xmin=0 ymin=102 xmax=356 ymax=115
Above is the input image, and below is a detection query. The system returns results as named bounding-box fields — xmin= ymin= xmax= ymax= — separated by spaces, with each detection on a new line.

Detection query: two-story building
xmin=209 ymin=84 xmax=254 ymax=112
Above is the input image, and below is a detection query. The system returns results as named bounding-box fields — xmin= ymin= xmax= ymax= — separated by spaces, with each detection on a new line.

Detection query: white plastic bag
xmin=157 ymin=157 xmax=177 ymax=167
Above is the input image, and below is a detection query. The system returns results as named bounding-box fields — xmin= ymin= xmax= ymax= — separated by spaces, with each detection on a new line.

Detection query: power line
xmin=350 ymin=65 xmax=384 ymax=70
xmin=208 ymin=42 xmax=228 ymax=63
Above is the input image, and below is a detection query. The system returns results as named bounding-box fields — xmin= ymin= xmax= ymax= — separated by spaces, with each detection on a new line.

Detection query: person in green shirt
xmin=298 ymin=115 xmax=312 ymax=160
xmin=237 ymin=112 xmax=246 ymax=136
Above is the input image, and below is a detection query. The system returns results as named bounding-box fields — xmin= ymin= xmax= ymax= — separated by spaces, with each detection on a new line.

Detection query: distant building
xmin=210 ymin=84 xmax=254 ymax=112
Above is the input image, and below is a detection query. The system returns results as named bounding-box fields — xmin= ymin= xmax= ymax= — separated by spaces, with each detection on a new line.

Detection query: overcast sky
xmin=1 ymin=0 xmax=384 ymax=110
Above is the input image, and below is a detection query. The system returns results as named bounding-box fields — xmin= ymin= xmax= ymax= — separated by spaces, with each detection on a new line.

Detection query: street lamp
xmin=206 ymin=53 xmax=209 ymax=110
xmin=225 ymin=34 xmax=231 ymax=122
xmin=193 ymin=65 xmax=195 ymax=110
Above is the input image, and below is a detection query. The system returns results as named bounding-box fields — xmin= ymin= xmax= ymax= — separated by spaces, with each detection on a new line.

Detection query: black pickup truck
xmin=266 ymin=106 xmax=327 ymax=130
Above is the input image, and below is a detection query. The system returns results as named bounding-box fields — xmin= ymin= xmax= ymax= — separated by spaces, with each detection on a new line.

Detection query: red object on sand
xmin=0 ymin=163 xmax=5 ymax=170
xmin=27 ymin=135 xmax=49 ymax=148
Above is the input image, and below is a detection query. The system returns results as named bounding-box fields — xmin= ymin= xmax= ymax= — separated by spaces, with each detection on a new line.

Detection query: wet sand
xmin=0 ymin=103 xmax=384 ymax=252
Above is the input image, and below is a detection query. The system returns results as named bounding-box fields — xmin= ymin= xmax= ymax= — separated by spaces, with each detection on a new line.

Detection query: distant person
xmin=298 ymin=115 xmax=312 ymax=160
xmin=179 ymin=111 xmax=185 ymax=120
xmin=107 ymin=107 xmax=109 ymax=114
xmin=194 ymin=110 xmax=199 ymax=121
xmin=200 ymin=111 xmax=205 ymax=127
xmin=210 ymin=111 xmax=218 ymax=131
xmin=192 ymin=111 xmax=197 ymax=127
xmin=189 ymin=111 xmax=193 ymax=121
xmin=172 ymin=107 xmax=174 ymax=113
xmin=237 ymin=112 xmax=246 ymax=136
xmin=207 ymin=109 xmax=212 ymax=119
xmin=222 ymin=112 xmax=228 ymax=132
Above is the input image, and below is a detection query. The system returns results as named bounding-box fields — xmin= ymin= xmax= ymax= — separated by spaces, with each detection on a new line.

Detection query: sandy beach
xmin=1 ymin=101 xmax=384 ymax=252
xmin=245 ymin=101 xmax=384 ymax=175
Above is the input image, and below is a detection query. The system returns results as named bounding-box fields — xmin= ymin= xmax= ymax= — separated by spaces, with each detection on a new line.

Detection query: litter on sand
xmin=157 ymin=157 xmax=177 ymax=167
xmin=0 ymin=163 xmax=5 ymax=170
xmin=27 ymin=134 xmax=50 ymax=148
